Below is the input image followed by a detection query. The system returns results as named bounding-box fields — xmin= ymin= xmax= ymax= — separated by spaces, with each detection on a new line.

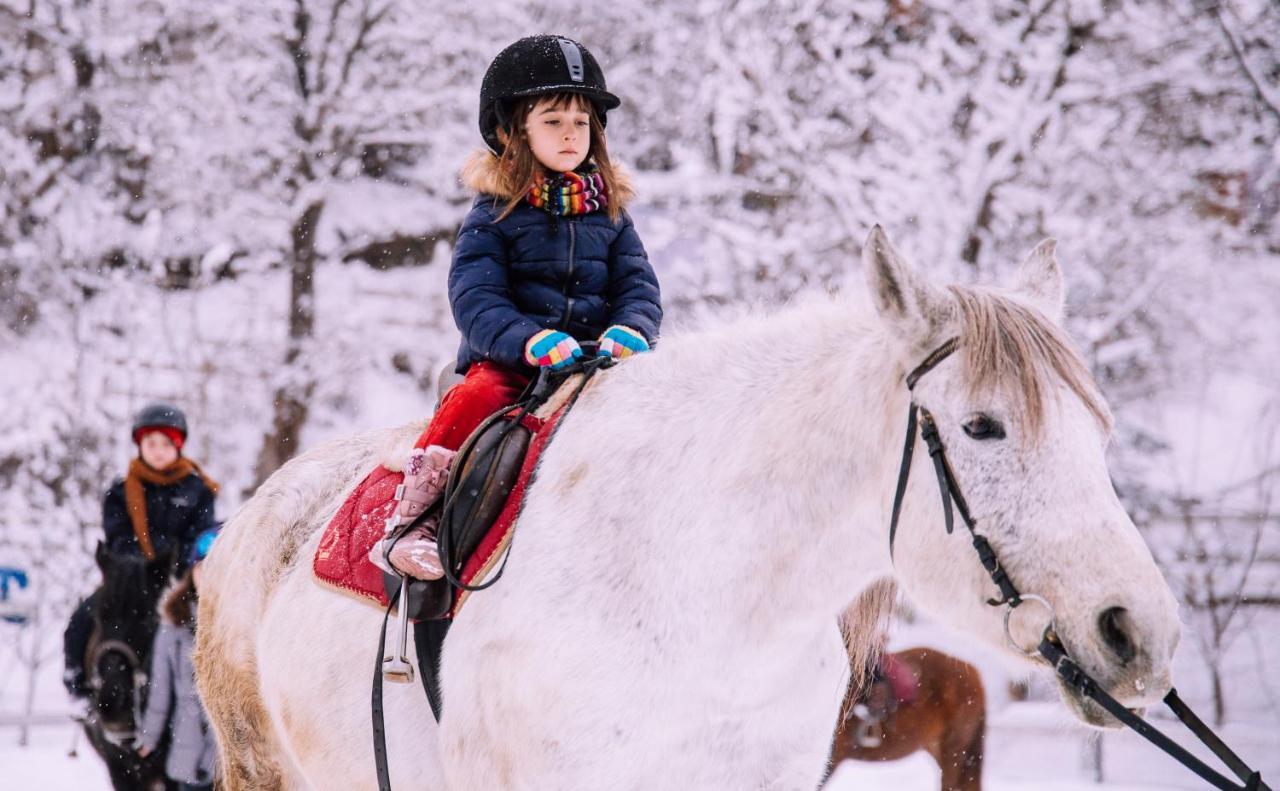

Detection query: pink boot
xmin=393 ymin=445 xmax=455 ymax=526
xmin=368 ymin=445 xmax=455 ymax=581
xmin=371 ymin=517 xmax=445 ymax=580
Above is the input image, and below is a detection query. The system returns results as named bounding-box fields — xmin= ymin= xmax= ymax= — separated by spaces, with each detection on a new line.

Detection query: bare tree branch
xmin=315 ymin=0 xmax=391 ymax=167
xmin=287 ymin=0 xmax=313 ymax=103
xmin=1209 ymin=0 xmax=1280 ymax=125
xmin=314 ymin=0 xmax=352 ymax=99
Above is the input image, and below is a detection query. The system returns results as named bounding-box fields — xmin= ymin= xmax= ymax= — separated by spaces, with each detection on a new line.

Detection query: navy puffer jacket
xmin=449 ymin=153 xmax=662 ymax=373
xmin=102 ymin=473 xmax=215 ymax=571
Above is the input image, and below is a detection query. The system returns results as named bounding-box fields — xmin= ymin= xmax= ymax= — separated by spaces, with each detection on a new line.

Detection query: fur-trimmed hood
xmin=448 ymin=152 xmax=662 ymax=374
xmin=460 ymin=149 xmax=635 ymax=210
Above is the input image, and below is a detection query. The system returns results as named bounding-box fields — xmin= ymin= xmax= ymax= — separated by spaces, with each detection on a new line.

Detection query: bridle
xmin=890 ymin=338 xmax=1268 ymax=791
xmin=86 ymin=637 xmax=148 ymax=748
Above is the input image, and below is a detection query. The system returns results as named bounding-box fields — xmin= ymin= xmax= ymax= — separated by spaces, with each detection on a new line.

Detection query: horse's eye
xmin=962 ymin=414 xmax=1005 ymax=441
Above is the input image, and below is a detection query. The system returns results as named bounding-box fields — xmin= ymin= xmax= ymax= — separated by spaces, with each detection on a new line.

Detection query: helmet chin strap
xmin=888 ymin=338 xmax=1269 ymax=791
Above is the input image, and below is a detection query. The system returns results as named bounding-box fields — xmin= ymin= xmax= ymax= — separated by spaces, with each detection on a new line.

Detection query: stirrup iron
xmin=381 ymin=575 xmax=415 ymax=683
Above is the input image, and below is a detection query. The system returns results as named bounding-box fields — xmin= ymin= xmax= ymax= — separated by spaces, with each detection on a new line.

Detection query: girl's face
xmin=523 ymin=96 xmax=591 ymax=173
xmin=192 ymin=562 xmax=203 ymax=591
xmin=138 ymin=431 xmax=179 ymax=469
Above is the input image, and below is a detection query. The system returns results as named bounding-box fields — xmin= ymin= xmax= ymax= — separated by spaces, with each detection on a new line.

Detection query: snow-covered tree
xmin=2 ymin=0 xmax=1277 ymax=730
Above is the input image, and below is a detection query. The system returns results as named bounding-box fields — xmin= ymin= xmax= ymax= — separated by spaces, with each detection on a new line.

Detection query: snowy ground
xmin=1 ymin=716 xmax=1250 ymax=790
xmin=3 ymin=657 xmax=1272 ymax=790
xmin=3 ymin=568 xmax=1272 ymax=790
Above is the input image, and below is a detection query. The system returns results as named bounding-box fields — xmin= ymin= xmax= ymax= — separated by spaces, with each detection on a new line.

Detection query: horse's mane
xmin=840 ymin=578 xmax=898 ymax=698
xmin=832 ymin=284 xmax=1107 ymax=698
xmin=948 ymin=286 xmax=1112 ymax=441
xmin=97 ymin=551 xmax=163 ymax=623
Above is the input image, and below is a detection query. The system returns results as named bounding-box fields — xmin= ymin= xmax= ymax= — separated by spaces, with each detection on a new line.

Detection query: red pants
xmin=415 ymin=361 xmax=531 ymax=451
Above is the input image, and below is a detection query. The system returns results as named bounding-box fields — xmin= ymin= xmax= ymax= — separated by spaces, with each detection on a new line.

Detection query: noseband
xmin=87 ymin=637 xmax=148 ymax=747
xmin=891 ymin=340 xmax=1268 ymax=791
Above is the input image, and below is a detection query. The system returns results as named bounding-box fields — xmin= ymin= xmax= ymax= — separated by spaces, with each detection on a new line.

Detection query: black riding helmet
xmin=479 ymin=35 xmax=621 ymax=155
xmin=131 ymin=402 xmax=188 ymax=440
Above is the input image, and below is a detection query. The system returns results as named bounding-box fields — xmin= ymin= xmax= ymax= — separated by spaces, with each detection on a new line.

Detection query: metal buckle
xmin=1003 ymin=593 xmax=1058 ymax=657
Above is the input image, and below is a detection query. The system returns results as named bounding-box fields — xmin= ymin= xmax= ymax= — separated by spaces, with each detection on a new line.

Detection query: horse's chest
xmin=594 ymin=633 xmax=847 ymax=784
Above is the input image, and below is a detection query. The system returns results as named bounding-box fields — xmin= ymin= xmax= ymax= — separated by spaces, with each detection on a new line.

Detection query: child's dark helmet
xmin=479 ymin=35 xmax=621 ymax=155
xmin=131 ymin=402 xmax=188 ymax=439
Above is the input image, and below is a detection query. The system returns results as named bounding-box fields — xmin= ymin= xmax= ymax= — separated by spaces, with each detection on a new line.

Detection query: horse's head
xmin=863 ymin=226 xmax=1180 ymax=728
xmin=89 ymin=542 xmax=175 ymax=737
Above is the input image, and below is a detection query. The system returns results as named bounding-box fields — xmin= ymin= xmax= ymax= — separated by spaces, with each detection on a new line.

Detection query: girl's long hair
xmin=493 ymin=92 xmax=624 ymax=223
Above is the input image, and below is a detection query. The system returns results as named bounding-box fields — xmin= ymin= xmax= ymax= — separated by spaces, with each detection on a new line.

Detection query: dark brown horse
xmin=81 ymin=543 xmax=176 ymax=791
xmin=826 ymin=646 xmax=987 ymax=791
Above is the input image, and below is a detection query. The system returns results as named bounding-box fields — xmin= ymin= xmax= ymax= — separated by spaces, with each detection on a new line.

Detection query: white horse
xmin=195 ymin=226 xmax=1181 ymax=791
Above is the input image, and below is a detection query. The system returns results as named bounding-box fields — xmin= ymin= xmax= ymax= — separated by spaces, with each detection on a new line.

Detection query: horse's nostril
xmin=1098 ymin=606 xmax=1137 ymax=665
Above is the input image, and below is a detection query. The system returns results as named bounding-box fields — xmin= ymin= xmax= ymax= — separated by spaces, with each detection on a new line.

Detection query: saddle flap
xmin=445 ymin=413 xmax=534 ymax=557
xmin=384 ymin=411 xmax=535 ymax=621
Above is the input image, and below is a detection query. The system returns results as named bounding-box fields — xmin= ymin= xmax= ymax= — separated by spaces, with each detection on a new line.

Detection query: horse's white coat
xmin=198 ymin=229 xmax=1181 ymax=790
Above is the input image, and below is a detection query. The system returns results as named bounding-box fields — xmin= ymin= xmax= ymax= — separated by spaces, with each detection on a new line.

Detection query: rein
xmin=371 ymin=354 xmax=612 ymax=791
xmin=890 ymin=339 xmax=1269 ymax=791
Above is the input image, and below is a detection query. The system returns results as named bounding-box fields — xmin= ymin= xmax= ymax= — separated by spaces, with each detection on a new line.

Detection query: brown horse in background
xmin=826 ymin=646 xmax=987 ymax=791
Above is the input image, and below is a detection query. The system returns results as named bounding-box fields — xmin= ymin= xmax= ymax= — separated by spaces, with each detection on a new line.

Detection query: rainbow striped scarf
xmin=526 ymin=166 xmax=608 ymax=217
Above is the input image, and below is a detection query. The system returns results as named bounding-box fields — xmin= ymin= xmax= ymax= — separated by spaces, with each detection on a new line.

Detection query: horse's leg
xmin=101 ymin=755 xmax=126 ymax=791
xmin=936 ymin=665 xmax=986 ymax=791
xmin=936 ymin=715 xmax=985 ymax=790
xmin=943 ymin=694 xmax=985 ymax=791
xmin=144 ymin=751 xmax=173 ymax=791
xmin=107 ymin=747 xmax=142 ymax=791
xmin=86 ymin=730 xmax=136 ymax=791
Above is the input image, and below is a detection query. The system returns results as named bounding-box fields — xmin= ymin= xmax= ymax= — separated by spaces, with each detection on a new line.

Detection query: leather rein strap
xmin=371 ymin=356 xmax=611 ymax=791
xmin=889 ymin=339 xmax=1268 ymax=791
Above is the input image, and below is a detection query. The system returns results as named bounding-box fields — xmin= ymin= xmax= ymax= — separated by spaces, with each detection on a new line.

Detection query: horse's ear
xmin=862 ymin=225 xmax=954 ymax=348
xmin=1012 ymin=239 xmax=1065 ymax=323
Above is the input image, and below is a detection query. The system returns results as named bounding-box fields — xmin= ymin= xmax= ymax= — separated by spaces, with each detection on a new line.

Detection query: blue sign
xmin=0 ymin=567 xmax=28 ymax=600
xmin=0 ymin=567 xmax=31 ymax=624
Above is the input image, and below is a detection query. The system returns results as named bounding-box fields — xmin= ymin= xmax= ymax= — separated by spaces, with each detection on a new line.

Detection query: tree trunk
xmin=1210 ymin=659 xmax=1226 ymax=726
xmin=251 ymin=199 xmax=325 ymax=492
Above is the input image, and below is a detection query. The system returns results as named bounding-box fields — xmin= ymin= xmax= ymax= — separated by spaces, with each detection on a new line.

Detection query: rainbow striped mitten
xmin=597 ymin=325 xmax=650 ymax=360
xmin=524 ymin=329 xmax=583 ymax=370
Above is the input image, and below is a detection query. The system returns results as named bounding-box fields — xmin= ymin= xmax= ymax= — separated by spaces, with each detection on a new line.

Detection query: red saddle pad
xmin=312 ymin=409 xmax=560 ymax=613
xmin=880 ymin=652 xmax=920 ymax=707
xmin=313 ymin=464 xmax=402 ymax=607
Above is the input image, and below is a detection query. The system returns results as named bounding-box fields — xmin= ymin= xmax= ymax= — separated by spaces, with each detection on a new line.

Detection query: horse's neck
xmin=625 ymin=297 xmax=909 ymax=625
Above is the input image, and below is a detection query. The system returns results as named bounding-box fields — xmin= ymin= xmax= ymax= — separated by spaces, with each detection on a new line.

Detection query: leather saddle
xmin=380 ymin=349 xmax=604 ymax=622
xmin=381 ymin=403 xmax=533 ymax=621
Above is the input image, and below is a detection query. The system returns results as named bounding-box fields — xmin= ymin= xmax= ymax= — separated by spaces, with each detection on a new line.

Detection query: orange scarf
xmin=123 ymin=457 xmax=220 ymax=560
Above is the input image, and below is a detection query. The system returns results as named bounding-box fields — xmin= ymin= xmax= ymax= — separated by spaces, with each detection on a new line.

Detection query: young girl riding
xmin=372 ymin=35 xmax=662 ymax=581
xmin=63 ymin=402 xmax=220 ymax=697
